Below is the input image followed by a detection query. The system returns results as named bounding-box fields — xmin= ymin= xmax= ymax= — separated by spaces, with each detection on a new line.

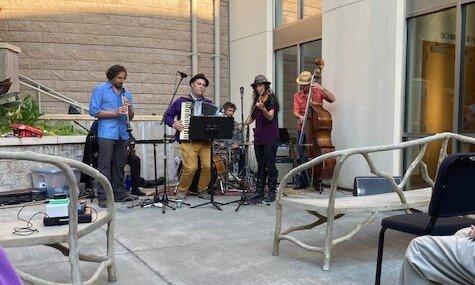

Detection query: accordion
xmin=179 ymin=101 xmax=221 ymax=140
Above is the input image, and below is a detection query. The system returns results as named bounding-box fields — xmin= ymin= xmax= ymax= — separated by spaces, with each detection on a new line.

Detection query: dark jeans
xmin=127 ymin=153 xmax=141 ymax=192
xmin=97 ymin=138 xmax=128 ymax=200
xmin=295 ymin=131 xmax=310 ymax=187
xmin=254 ymin=140 xmax=278 ymax=194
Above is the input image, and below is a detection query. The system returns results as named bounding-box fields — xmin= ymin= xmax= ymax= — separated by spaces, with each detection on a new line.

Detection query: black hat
xmin=189 ymin=73 xmax=209 ymax=87
xmin=251 ymin=75 xmax=271 ymax=88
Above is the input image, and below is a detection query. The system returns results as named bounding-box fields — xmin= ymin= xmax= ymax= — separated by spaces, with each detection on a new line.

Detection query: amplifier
xmin=276 ymin=145 xmax=290 ymax=157
xmin=353 ymin=176 xmax=402 ymax=196
xmin=276 ymin=156 xmax=294 ymax=183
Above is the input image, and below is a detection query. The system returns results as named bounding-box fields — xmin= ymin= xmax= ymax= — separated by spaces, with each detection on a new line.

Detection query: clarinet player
xmin=89 ymin=65 xmax=136 ymax=207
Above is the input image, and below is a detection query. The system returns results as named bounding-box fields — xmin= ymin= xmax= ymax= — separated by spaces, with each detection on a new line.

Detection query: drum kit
xmin=212 ymin=142 xmax=244 ymax=193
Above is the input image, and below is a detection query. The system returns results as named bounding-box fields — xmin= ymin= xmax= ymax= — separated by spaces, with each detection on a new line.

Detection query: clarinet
xmin=121 ymin=89 xmax=133 ymax=133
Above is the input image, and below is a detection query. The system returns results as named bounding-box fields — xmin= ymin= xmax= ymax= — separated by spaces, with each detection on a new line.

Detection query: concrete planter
xmin=0 ymin=136 xmax=86 ymax=192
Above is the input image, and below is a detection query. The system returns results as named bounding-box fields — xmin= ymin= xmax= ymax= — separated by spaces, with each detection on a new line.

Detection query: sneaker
xmin=198 ymin=192 xmax=211 ymax=200
xmin=176 ymin=192 xmax=186 ymax=200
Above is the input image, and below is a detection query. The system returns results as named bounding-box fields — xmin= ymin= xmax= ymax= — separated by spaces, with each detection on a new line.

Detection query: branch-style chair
xmin=273 ymin=132 xmax=475 ymax=270
xmin=0 ymin=151 xmax=116 ymax=285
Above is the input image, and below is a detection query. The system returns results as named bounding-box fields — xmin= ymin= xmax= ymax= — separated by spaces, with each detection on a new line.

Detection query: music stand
xmin=135 ymin=139 xmax=190 ymax=211
xmin=188 ymin=116 xmax=233 ymax=210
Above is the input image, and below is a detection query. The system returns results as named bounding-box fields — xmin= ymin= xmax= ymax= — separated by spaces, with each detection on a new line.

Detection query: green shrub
xmin=0 ymin=95 xmax=87 ymax=136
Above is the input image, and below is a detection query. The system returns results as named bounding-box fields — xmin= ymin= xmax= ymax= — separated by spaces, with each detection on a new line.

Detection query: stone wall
xmin=0 ymin=118 xmax=179 ymax=193
xmin=0 ymin=0 xmax=230 ymax=114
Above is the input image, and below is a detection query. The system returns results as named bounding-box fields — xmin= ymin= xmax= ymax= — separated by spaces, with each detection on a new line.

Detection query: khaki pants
xmin=178 ymin=141 xmax=211 ymax=194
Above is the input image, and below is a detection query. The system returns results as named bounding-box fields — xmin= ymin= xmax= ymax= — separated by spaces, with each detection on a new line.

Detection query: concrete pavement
xmin=2 ymin=190 xmax=414 ymax=285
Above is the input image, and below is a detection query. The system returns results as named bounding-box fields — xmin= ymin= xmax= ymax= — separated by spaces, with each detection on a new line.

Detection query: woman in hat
xmin=292 ymin=69 xmax=335 ymax=190
xmin=245 ymin=75 xmax=280 ymax=203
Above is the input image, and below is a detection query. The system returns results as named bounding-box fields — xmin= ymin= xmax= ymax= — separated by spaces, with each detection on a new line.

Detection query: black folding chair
xmin=375 ymin=153 xmax=475 ymax=285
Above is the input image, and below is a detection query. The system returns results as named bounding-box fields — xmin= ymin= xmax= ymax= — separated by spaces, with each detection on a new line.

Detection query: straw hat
xmin=296 ymin=71 xmax=312 ymax=85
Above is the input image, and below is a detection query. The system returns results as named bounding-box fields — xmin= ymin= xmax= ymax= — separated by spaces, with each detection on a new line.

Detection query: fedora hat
xmin=296 ymin=71 xmax=312 ymax=85
xmin=251 ymin=75 xmax=271 ymax=88
xmin=189 ymin=73 xmax=209 ymax=87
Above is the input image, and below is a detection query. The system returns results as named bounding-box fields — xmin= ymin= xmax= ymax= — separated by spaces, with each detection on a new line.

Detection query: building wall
xmin=322 ymin=0 xmax=406 ymax=188
xmin=0 ymin=0 xmax=230 ymax=115
xmin=229 ymin=0 xmax=273 ymax=125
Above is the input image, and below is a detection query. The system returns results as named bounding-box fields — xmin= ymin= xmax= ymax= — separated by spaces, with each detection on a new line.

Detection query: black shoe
xmin=248 ymin=192 xmax=264 ymax=203
xmin=131 ymin=189 xmax=146 ymax=196
xmin=98 ymin=200 xmax=107 ymax=208
xmin=293 ymin=184 xmax=309 ymax=190
xmin=141 ymin=177 xmax=166 ymax=188
xmin=265 ymin=194 xmax=276 ymax=203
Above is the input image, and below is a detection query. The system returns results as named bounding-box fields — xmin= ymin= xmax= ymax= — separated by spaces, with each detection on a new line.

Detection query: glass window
xmin=404 ymin=8 xmax=456 ymax=187
xmin=405 ymin=8 xmax=457 ymax=135
xmin=300 ymin=40 xmax=322 ymax=75
xmin=275 ymin=46 xmax=298 ymax=137
xmin=302 ymin=0 xmax=321 ymax=19
xmin=460 ymin=3 xmax=475 ymax=134
xmin=275 ymin=0 xmax=299 ymax=27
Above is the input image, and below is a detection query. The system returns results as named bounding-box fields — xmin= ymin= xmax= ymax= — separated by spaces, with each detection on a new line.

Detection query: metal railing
xmin=19 ymin=74 xmax=89 ymax=114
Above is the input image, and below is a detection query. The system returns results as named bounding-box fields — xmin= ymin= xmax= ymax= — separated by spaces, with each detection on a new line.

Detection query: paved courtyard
xmin=1 ymin=190 xmax=415 ymax=285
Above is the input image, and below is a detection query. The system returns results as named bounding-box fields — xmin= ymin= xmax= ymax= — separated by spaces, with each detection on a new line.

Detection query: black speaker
xmin=353 ymin=176 xmax=402 ymax=196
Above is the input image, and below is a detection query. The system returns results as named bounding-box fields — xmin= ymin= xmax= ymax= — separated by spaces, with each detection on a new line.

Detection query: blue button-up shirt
xmin=89 ymin=82 xmax=133 ymax=140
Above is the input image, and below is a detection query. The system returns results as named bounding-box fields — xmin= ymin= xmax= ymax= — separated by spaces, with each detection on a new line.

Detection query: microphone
xmin=177 ymin=71 xmax=188 ymax=78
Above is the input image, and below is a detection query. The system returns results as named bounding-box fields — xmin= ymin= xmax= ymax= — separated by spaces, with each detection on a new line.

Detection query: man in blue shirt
xmin=89 ymin=65 xmax=135 ymax=207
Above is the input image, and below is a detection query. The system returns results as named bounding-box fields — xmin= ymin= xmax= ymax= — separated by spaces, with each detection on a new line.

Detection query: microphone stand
xmin=222 ymin=87 xmax=246 ymax=207
xmin=153 ymin=73 xmax=189 ymax=213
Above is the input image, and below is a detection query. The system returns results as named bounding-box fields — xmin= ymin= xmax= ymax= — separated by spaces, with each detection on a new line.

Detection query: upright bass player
xmin=292 ymin=59 xmax=335 ymax=190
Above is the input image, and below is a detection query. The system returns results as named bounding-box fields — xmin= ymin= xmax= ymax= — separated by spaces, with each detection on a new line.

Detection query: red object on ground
xmin=10 ymin=123 xmax=43 ymax=138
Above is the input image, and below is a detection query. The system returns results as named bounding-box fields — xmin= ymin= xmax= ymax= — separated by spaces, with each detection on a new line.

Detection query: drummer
xmin=218 ymin=102 xmax=245 ymax=175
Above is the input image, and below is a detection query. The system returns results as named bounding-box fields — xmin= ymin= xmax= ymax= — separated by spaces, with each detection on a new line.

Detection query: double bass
xmin=299 ymin=58 xmax=336 ymax=192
